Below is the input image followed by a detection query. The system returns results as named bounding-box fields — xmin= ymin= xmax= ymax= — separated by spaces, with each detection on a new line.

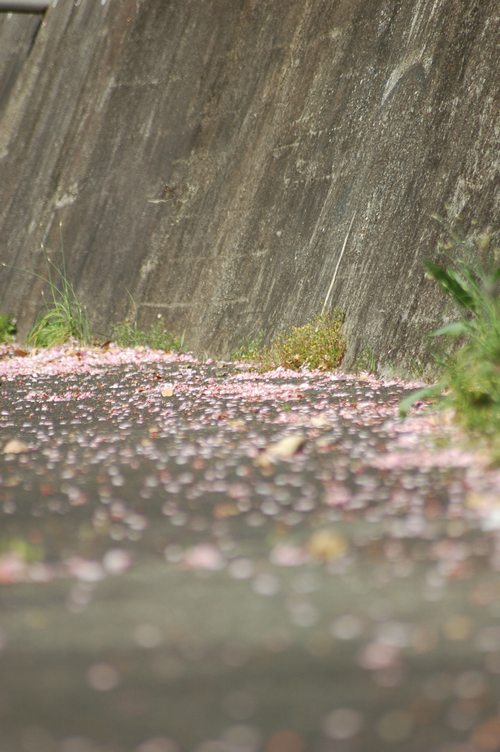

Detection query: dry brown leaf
xmin=307 ymin=530 xmax=348 ymax=561
xmin=3 ymin=439 xmax=29 ymax=455
xmin=254 ymin=453 xmax=274 ymax=472
xmin=311 ymin=414 xmax=331 ymax=428
xmin=161 ymin=384 xmax=175 ymax=398
xmin=4 ymin=475 xmax=21 ymax=487
xmin=213 ymin=503 xmax=240 ymax=519
xmin=466 ymin=491 xmax=500 ymax=511
xmin=266 ymin=434 xmax=306 ymax=460
xmin=228 ymin=419 xmax=246 ymax=431
xmin=471 ymin=716 xmax=500 ymax=751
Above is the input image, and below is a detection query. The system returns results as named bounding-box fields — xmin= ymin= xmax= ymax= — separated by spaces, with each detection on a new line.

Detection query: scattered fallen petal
xmin=182 ymin=544 xmax=225 ymax=571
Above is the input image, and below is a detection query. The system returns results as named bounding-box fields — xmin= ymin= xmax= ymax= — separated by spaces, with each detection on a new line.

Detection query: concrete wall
xmin=0 ymin=10 xmax=41 ymax=119
xmin=0 ymin=0 xmax=497 ymax=367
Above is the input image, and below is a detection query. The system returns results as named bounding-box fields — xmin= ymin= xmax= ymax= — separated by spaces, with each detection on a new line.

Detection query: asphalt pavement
xmin=1 ymin=348 xmax=500 ymax=752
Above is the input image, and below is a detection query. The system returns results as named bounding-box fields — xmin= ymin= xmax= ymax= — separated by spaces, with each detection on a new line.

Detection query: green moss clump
xmin=234 ymin=311 xmax=346 ymax=371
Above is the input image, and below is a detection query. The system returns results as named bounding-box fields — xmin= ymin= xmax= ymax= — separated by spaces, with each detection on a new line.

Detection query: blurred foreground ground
xmin=1 ymin=345 xmax=500 ymax=752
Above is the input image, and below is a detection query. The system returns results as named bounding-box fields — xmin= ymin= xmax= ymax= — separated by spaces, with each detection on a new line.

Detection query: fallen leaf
xmin=311 ymin=414 xmax=331 ymax=428
xmin=254 ymin=453 xmax=274 ymax=472
xmin=4 ymin=475 xmax=21 ymax=487
xmin=266 ymin=433 xmax=306 ymax=460
xmin=228 ymin=419 xmax=246 ymax=431
xmin=471 ymin=716 xmax=500 ymax=751
xmin=3 ymin=439 xmax=29 ymax=454
xmin=161 ymin=383 xmax=175 ymax=398
xmin=466 ymin=491 xmax=500 ymax=511
xmin=213 ymin=503 xmax=240 ymax=519
xmin=307 ymin=530 xmax=348 ymax=561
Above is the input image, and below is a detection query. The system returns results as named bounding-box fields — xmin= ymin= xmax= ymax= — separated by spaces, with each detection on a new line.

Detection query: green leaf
xmin=431 ymin=322 xmax=469 ymax=338
xmin=424 ymin=261 xmax=476 ymax=311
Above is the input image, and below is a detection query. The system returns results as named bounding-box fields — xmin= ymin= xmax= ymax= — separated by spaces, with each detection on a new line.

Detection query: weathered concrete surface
xmin=0 ymin=0 xmax=498 ymax=367
xmin=0 ymin=10 xmax=41 ymax=119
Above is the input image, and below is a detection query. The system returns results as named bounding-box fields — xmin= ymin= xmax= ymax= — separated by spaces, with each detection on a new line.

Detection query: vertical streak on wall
xmin=0 ymin=10 xmax=42 ymax=119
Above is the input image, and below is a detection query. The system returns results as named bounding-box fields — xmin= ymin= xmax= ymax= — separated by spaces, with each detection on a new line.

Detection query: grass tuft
xmin=27 ymin=258 xmax=90 ymax=347
xmin=0 ymin=313 xmax=16 ymax=344
xmin=353 ymin=347 xmax=378 ymax=374
xmin=231 ymin=332 xmax=266 ymax=362
xmin=111 ymin=319 xmax=183 ymax=352
xmin=400 ymin=212 xmax=499 ymax=458
xmin=234 ymin=311 xmax=346 ymax=371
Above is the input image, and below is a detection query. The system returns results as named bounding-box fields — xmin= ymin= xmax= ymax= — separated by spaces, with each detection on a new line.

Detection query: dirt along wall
xmin=0 ymin=0 xmax=497 ymax=368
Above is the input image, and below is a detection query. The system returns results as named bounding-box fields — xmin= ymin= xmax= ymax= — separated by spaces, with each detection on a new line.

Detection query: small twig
xmin=321 ymin=210 xmax=357 ymax=316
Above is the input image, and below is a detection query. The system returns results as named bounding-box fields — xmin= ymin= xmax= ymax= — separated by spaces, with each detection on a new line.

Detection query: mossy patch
xmin=235 ymin=311 xmax=346 ymax=371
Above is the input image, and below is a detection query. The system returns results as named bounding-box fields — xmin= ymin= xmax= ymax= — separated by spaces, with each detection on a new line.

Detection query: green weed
xmin=0 ymin=313 xmax=16 ymax=344
xmin=234 ymin=311 xmax=346 ymax=371
xmin=380 ymin=357 xmax=438 ymax=382
xmin=2 ymin=226 xmax=91 ymax=348
xmin=27 ymin=255 xmax=90 ymax=347
xmin=112 ymin=319 xmax=183 ymax=352
xmin=271 ymin=311 xmax=346 ymax=370
xmin=400 ymin=213 xmax=500 ymax=457
xmin=231 ymin=332 xmax=266 ymax=362
xmin=353 ymin=347 xmax=378 ymax=374
xmin=0 ymin=536 xmax=43 ymax=564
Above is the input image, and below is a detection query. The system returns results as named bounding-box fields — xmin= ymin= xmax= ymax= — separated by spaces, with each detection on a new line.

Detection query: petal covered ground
xmin=0 ymin=344 xmax=499 ymax=752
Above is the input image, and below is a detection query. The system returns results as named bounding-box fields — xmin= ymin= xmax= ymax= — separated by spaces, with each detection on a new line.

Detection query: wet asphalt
xmin=1 ymin=355 xmax=500 ymax=752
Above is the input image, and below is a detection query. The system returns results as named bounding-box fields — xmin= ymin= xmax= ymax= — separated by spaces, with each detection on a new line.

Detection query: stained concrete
xmin=0 ymin=0 xmax=498 ymax=367
xmin=0 ymin=10 xmax=41 ymax=118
